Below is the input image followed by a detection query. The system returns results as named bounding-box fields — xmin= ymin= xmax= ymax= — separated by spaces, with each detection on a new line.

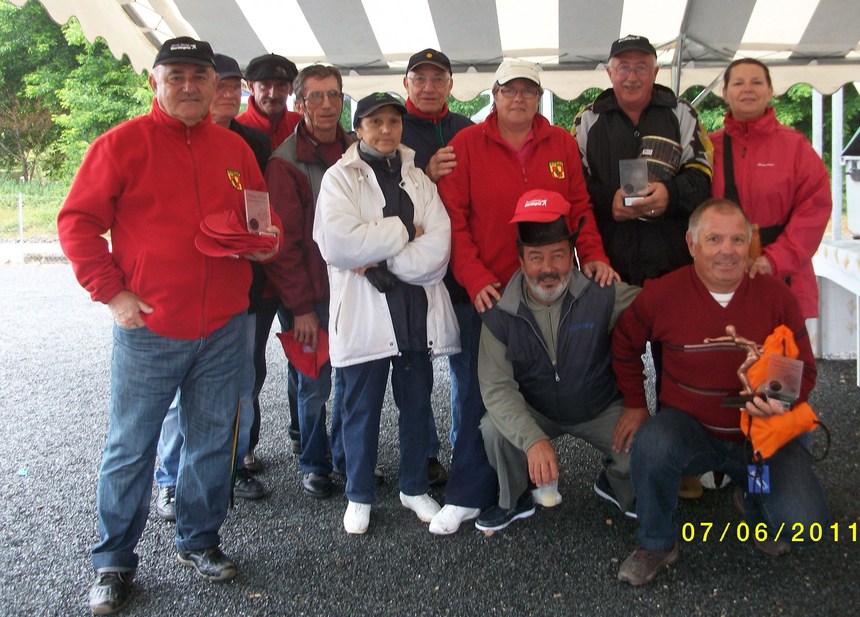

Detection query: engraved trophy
xmin=705 ymin=325 xmax=802 ymax=409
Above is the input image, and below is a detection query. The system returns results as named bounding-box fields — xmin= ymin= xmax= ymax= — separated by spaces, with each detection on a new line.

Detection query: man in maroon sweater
xmin=611 ymin=199 xmax=828 ymax=586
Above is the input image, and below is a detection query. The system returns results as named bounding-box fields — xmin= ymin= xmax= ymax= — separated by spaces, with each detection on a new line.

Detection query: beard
xmin=525 ymin=270 xmax=571 ymax=304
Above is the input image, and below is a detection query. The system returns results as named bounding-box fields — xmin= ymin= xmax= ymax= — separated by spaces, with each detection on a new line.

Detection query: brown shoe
xmin=754 ymin=537 xmax=791 ymax=556
xmin=618 ymin=544 xmax=680 ymax=586
xmin=733 ymin=488 xmax=791 ymax=556
xmin=679 ymin=475 xmax=703 ymax=499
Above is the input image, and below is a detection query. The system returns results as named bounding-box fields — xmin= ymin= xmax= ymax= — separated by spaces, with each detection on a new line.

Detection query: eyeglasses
xmin=408 ymin=74 xmax=450 ymax=89
xmin=303 ymin=90 xmax=344 ymax=106
xmin=609 ymin=64 xmax=655 ymax=77
xmin=498 ymin=85 xmax=541 ymax=100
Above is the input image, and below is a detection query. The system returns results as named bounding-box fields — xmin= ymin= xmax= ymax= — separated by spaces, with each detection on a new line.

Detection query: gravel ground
xmin=1 ymin=264 xmax=858 ymax=617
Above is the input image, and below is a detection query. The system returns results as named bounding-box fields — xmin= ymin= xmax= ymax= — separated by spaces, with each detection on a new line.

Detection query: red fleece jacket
xmin=58 ymin=99 xmax=276 ymax=340
xmin=236 ymin=97 xmax=302 ymax=150
xmin=437 ymin=111 xmax=608 ymax=302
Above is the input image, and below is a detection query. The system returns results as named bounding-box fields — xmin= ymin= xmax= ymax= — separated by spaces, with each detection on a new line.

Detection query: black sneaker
xmin=234 ymin=468 xmax=266 ymax=500
xmin=155 ymin=486 xmax=176 ymax=522
xmin=176 ymin=547 xmax=237 ymax=581
xmin=475 ymin=491 xmax=536 ymax=532
xmin=593 ymin=470 xmax=637 ymax=519
xmin=88 ymin=570 xmax=134 ymax=615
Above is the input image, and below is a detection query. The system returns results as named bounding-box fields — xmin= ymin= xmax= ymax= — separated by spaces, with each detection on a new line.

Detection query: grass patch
xmin=0 ymin=180 xmax=68 ymax=239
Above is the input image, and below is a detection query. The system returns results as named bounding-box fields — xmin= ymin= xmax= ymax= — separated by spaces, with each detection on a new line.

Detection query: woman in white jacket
xmin=313 ymin=93 xmax=460 ymax=534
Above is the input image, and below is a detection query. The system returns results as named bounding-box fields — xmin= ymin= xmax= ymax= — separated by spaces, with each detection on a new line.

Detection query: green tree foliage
xmin=1 ymin=1 xmax=150 ymax=180
xmin=32 ymin=21 xmax=151 ymax=177
xmin=0 ymin=0 xmax=78 ymax=180
xmin=554 ymin=88 xmax=603 ymax=132
xmin=448 ymin=94 xmax=491 ymax=120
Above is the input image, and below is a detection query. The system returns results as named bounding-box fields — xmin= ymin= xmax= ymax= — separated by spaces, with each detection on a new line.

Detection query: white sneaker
xmin=700 ymin=471 xmax=732 ymax=490
xmin=399 ymin=492 xmax=441 ymax=523
xmin=429 ymin=504 xmax=481 ymax=535
xmin=343 ymin=501 xmax=371 ymax=534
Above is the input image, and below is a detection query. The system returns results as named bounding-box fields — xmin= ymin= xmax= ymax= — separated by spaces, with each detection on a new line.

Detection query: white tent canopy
xmin=10 ymin=0 xmax=860 ymax=100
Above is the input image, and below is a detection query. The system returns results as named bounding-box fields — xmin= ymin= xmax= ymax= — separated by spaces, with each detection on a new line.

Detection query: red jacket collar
xmin=406 ymin=98 xmax=449 ymax=123
xmin=724 ymin=107 xmax=777 ymax=137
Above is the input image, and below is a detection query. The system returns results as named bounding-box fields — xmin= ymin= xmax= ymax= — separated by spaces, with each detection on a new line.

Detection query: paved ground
xmin=1 ymin=264 xmax=858 ymax=617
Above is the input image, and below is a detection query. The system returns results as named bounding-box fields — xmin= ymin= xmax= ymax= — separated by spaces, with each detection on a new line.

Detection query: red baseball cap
xmin=510 ymin=189 xmax=582 ymax=247
xmin=509 ymin=189 xmax=571 ymax=224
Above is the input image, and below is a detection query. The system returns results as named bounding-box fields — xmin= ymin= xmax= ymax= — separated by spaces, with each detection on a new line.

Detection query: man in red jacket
xmin=58 ymin=37 xmax=279 ymax=615
xmin=611 ymin=199 xmax=827 ymax=587
xmin=236 ymin=53 xmax=302 ymax=149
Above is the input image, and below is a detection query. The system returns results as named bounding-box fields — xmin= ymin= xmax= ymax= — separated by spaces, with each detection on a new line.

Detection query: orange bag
xmin=739 ymin=325 xmax=819 ymax=460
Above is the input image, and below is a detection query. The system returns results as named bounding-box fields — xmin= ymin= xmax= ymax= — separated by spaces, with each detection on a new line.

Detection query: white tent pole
xmin=832 ymin=88 xmax=844 ymax=240
xmin=541 ymin=89 xmax=553 ymax=125
xmin=812 ymin=90 xmax=823 ymax=157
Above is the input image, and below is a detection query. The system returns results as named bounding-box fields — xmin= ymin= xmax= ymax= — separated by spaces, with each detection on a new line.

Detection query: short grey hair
xmin=293 ymin=64 xmax=343 ymax=100
xmin=687 ymin=198 xmax=752 ymax=245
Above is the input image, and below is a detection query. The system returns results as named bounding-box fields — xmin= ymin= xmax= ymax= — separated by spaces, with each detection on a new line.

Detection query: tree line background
xmin=1 ymin=1 xmax=858 ymax=193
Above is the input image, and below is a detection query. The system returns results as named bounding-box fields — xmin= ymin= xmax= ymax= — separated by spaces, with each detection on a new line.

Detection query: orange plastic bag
xmin=739 ymin=325 xmax=819 ymax=460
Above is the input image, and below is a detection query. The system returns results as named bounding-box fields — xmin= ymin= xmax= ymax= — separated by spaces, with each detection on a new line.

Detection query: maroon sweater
xmin=611 ymin=266 xmax=815 ymax=439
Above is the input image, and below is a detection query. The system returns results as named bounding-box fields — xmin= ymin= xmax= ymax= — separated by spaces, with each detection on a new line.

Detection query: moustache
xmin=537 ymin=272 xmax=561 ymax=283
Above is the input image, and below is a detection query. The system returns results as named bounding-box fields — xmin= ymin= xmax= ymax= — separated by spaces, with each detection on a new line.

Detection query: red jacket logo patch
xmin=549 ymin=161 xmax=565 ymax=179
xmin=226 ymin=170 xmax=243 ymax=190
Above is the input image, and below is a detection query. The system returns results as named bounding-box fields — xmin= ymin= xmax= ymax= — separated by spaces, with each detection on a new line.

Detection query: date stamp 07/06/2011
xmin=681 ymin=521 xmax=858 ymax=544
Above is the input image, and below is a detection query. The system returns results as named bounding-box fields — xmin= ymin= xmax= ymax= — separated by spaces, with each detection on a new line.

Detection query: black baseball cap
xmin=406 ymin=48 xmax=452 ymax=74
xmin=213 ymin=54 xmax=243 ymax=80
xmin=244 ymin=53 xmax=298 ymax=82
xmin=153 ymin=37 xmax=215 ymax=68
xmin=609 ymin=35 xmax=657 ymax=59
xmin=353 ymin=92 xmax=407 ymax=129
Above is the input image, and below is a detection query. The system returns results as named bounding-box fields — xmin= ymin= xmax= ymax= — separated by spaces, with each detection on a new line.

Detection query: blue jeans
xmin=154 ymin=391 xmax=181 ymax=487
xmin=632 ymin=407 xmax=829 ymax=551
xmin=91 ymin=315 xmax=244 ymax=572
xmin=442 ymin=306 xmax=499 ymax=509
xmin=278 ymin=301 xmax=333 ymax=475
xmin=340 ymin=352 xmax=433 ymax=503
xmin=331 ymin=368 xmax=346 ymax=473
xmin=155 ymin=314 xmax=256 ymax=485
